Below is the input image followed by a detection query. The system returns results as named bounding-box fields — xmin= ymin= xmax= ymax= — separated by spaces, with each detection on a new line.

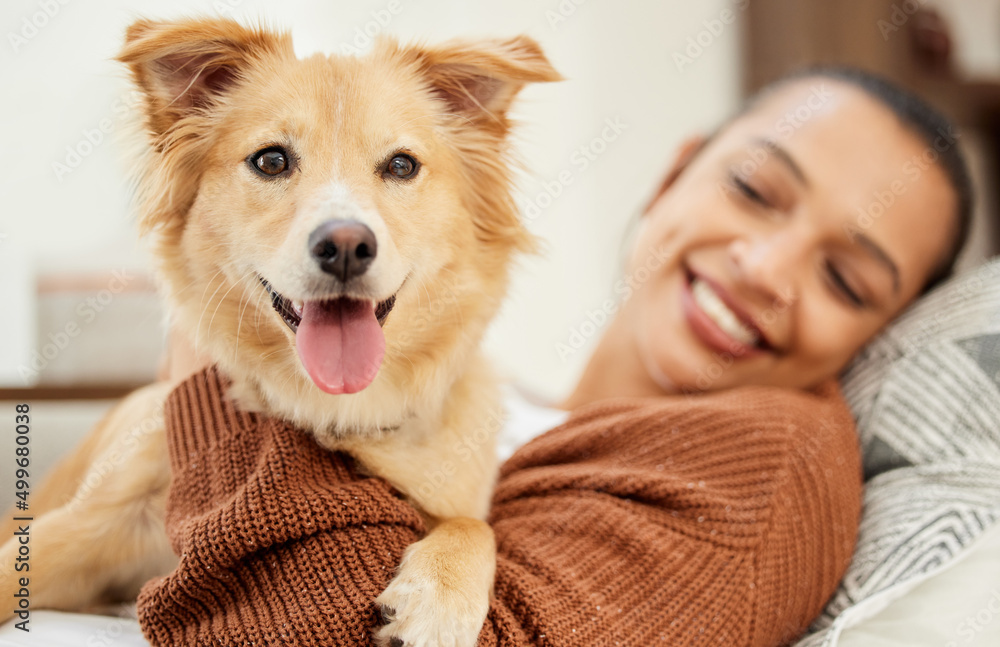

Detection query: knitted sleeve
xmin=137 ymin=368 xmax=861 ymax=647
xmin=479 ymin=385 xmax=862 ymax=646
xmin=137 ymin=368 xmax=427 ymax=646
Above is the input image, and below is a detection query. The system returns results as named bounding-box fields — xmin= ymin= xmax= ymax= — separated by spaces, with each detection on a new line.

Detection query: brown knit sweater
xmin=137 ymin=366 xmax=862 ymax=646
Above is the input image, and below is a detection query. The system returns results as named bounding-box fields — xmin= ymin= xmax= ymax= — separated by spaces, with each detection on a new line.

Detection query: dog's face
xmin=119 ymin=19 xmax=558 ymax=434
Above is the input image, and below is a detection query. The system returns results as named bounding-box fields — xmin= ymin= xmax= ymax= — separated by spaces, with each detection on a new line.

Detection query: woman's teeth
xmin=691 ymin=278 xmax=760 ymax=347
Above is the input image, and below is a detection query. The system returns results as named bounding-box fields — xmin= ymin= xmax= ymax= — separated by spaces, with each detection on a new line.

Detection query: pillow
xmin=796 ymin=258 xmax=1000 ymax=647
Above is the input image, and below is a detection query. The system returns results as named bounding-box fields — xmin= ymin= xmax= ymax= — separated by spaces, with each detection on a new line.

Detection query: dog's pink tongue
xmin=295 ymin=298 xmax=385 ymax=395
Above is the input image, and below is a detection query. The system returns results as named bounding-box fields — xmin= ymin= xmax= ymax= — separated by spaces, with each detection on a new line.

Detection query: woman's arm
xmin=481 ymin=389 xmax=862 ymax=645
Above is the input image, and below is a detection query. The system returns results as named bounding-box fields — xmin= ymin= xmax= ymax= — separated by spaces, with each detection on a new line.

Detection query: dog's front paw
xmin=373 ymin=530 xmax=493 ymax=647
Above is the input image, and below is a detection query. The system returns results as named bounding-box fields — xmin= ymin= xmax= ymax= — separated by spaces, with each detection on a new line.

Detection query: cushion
xmin=797 ymin=258 xmax=1000 ymax=647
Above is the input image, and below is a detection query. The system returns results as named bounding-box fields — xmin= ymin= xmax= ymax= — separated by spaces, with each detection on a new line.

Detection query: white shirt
xmin=495 ymin=383 xmax=570 ymax=463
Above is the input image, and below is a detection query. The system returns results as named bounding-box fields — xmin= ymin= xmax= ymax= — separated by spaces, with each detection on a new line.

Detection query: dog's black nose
xmin=308 ymin=220 xmax=377 ymax=282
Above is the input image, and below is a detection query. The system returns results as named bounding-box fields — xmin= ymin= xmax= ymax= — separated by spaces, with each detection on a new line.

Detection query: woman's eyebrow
xmin=852 ymin=232 xmax=902 ymax=296
xmin=753 ymin=137 xmax=809 ymax=187
xmin=744 ymin=136 xmax=900 ymax=296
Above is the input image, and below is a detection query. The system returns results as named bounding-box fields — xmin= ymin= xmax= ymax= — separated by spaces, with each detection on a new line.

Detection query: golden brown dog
xmin=0 ymin=17 xmax=558 ymax=646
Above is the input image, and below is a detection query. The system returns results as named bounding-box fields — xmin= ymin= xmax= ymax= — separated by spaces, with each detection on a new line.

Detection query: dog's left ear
xmin=409 ymin=36 xmax=562 ymax=120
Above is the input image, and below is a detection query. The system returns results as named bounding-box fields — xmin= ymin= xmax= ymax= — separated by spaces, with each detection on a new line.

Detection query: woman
xmin=566 ymin=68 xmax=969 ymax=406
xmin=142 ymin=68 xmax=972 ymax=646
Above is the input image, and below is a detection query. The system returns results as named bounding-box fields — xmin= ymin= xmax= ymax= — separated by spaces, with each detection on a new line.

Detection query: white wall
xmin=0 ymin=0 xmax=741 ymax=399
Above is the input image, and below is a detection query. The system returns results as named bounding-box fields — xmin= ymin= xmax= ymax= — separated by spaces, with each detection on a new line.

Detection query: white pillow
xmin=837 ymin=520 xmax=1000 ymax=647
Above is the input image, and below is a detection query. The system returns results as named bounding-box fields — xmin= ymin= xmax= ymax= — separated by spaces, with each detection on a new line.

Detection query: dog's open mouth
xmin=259 ymin=277 xmax=396 ymax=333
xmin=259 ymin=277 xmax=398 ymax=395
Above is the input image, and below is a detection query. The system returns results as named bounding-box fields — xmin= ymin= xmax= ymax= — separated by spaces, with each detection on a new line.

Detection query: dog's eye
xmin=385 ymin=154 xmax=419 ymax=180
xmin=250 ymin=147 xmax=289 ymax=177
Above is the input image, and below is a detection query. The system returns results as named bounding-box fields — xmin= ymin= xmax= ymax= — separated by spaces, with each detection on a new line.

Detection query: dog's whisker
xmin=191 ymin=268 xmax=226 ymax=305
xmin=169 ymin=269 xmax=221 ymax=299
xmin=257 ymin=347 xmax=287 ymax=362
xmin=193 ymin=270 xmax=232 ymax=356
xmin=275 ymin=363 xmax=300 ymax=399
xmin=233 ymin=272 xmax=260 ymax=363
xmin=206 ymin=270 xmax=257 ymax=350
xmin=415 ymin=274 xmax=433 ymax=310
xmin=251 ymin=284 xmax=272 ymax=344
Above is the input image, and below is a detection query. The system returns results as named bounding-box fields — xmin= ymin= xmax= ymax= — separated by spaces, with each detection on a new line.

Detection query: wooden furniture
xmin=743 ymin=0 xmax=1000 ymax=265
xmin=0 ymin=271 xmax=161 ymax=401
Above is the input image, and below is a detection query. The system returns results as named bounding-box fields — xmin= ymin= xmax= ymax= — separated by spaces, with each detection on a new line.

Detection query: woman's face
xmin=627 ymin=79 xmax=958 ymax=393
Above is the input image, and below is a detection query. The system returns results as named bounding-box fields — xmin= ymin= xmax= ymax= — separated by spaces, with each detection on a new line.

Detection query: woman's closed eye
xmin=824 ymin=260 xmax=866 ymax=308
xmin=728 ymin=170 xmax=770 ymax=208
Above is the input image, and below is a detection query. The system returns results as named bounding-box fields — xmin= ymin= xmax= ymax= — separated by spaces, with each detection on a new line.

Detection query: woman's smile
xmin=680 ymin=266 xmax=771 ymax=359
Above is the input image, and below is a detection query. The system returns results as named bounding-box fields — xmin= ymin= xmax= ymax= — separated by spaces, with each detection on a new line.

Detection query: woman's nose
xmin=727 ymin=232 xmax=800 ymax=306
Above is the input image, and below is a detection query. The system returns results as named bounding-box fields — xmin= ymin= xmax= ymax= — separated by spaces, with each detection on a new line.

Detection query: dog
xmin=0 ymin=17 xmax=558 ymax=646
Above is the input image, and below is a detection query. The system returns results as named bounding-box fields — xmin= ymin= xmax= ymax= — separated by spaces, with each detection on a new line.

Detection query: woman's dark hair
xmin=747 ymin=66 xmax=974 ymax=294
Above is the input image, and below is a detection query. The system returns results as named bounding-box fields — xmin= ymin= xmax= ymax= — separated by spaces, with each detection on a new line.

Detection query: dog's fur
xmin=0 ymin=18 xmax=558 ymax=646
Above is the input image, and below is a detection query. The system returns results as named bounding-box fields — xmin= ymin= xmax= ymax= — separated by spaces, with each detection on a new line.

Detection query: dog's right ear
xmin=117 ymin=18 xmax=291 ymax=137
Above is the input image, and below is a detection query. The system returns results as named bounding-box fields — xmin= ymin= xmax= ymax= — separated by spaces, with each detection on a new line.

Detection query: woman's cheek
xmin=793 ymin=310 xmax=861 ymax=380
xmin=643 ymin=276 xmax=724 ymax=391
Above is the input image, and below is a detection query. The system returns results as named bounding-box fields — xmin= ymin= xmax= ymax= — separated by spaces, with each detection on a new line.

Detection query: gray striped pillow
xmin=798 ymin=258 xmax=1000 ymax=646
